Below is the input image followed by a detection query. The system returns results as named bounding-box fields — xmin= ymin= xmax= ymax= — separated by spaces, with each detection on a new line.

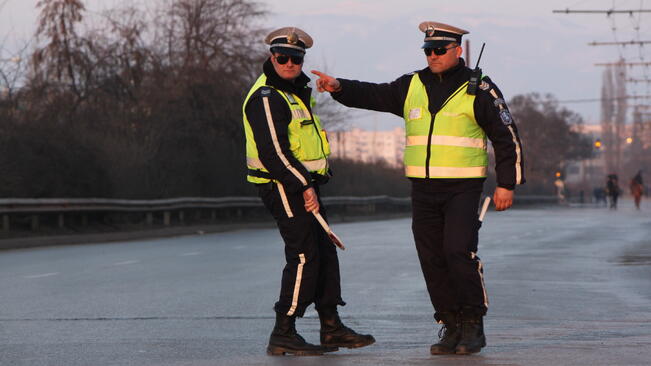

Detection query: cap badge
xmin=287 ymin=32 xmax=299 ymax=45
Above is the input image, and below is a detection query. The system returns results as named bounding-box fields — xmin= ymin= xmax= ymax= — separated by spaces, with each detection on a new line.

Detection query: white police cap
xmin=419 ymin=21 xmax=469 ymax=48
xmin=264 ymin=27 xmax=313 ymax=56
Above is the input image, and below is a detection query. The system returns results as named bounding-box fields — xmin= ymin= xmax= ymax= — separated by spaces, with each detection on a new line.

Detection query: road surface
xmin=1 ymin=200 xmax=650 ymax=365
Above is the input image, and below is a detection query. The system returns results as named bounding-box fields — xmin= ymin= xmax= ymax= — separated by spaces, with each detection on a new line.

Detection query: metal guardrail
xmin=0 ymin=195 xmax=555 ymax=231
xmin=0 ymin=196 xmax=412 ymax=213
xmin=0 ymin=196 xmax=413 ymax=231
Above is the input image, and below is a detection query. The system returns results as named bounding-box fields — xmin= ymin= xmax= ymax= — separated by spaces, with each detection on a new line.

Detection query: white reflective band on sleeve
xmin=262 ymin=96 xmax=308 ymax=186
xmin=507 ymin=125 xmax=523 ymax=184
xmin=407 ymin=135 xmax=486 ymax=149
xmin=276 ymin=183 xmax=294 ymax=218
xmin=247 ymin=157 xmax=326 ymax=173
xmin=287 ymin=253 xmax=306 ymax=316
xmin=471 ymin=252 xmax=489 ymax=309
xmin=405 ymin=165 xmax=487 ymax=177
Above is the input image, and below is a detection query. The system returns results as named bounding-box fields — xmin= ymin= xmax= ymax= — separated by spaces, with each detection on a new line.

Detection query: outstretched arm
xmin=311 ymin=69 xmax=413 ymax=117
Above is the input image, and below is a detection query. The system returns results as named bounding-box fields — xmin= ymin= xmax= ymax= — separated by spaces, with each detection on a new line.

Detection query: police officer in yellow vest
xmin=312 ymin=21 xmax=525 ymax=355
xmin=242 ymin=27 xmax=375 ymax=356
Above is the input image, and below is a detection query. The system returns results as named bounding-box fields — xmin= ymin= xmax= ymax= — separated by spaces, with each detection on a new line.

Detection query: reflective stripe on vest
xmin=242 ymin=74 xmax=330 ymax=184
xmin=403 ymin=73 xmax=488 ymax=179
xmin=406 ymin=135 xmax=486 ymax=149
xmin=405 ymin=165 xmax=487 ymax=178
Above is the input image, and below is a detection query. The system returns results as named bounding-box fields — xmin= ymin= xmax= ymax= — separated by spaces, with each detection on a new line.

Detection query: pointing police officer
xmin=242 ymin=27 xmax=375 ymax=356
xmin=312 ymin=21 xmax=525 ymax=355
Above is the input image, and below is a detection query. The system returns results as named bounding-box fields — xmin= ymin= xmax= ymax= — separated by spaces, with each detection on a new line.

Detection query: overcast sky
xmin=1 ymin=0 xmax=650 ymax=130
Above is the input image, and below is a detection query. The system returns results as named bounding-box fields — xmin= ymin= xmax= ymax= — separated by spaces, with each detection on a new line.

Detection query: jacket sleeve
xmin=330 ymin=74 xmax=412 ymax=117
xmin=244 ymin=87 xmax=312 ymax=193
xmin=473 ymin=77 xmax=525 ymax=190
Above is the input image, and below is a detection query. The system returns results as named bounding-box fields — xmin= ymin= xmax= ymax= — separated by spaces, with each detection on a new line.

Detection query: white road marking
xmin=113 ymin=260 xmax=140 ymax=266
xmin=24 ymin=272 xmax=59 ymax=279
xmin=181 ymin=252 xmax=201 ymax=256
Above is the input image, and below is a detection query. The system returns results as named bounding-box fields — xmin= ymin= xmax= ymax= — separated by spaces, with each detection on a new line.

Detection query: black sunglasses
xmin=424 ymin=45 xmax=459 ymax=56
xmin=275 ymin=54 xmax=304 ymax=65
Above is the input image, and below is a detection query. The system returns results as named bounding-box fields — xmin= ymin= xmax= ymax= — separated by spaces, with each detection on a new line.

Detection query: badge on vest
xmin=409 ymin=108 xmax=422 ymax=120
xmin=292 ymin=109 xmax=312 ymax=120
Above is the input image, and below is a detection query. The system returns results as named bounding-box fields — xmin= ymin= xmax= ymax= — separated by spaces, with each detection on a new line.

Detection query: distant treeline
xmin=0 ymin=0 xmax=595 ymax=199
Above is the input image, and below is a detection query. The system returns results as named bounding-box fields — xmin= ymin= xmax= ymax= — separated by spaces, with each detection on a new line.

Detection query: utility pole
xmin=553 ymin=7 xmax=651 ymax=178
xmin=465 ymin=39 xmax=471 ymax=66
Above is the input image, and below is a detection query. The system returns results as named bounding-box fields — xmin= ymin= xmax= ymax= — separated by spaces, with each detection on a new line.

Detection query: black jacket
xmin=332 ymin=58 xmax=525 ymax=191
xmin=244 ymin=58 xmax=316 ymax=193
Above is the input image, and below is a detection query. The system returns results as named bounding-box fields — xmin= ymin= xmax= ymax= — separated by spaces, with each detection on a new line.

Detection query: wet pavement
xmin=1 ymin=199 xmax=650 ymax=365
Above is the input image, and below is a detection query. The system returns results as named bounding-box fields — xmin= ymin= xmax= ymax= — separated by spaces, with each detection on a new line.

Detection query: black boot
xmin=455 ymin=313 xmax=486 ymax=355
xmin=267 ymin=312 xmax=337 ymax=356
xmin=430 ymin=312 xmax=460 ymax=355
xmin=318 ymin=308 xmax=375 ymax=349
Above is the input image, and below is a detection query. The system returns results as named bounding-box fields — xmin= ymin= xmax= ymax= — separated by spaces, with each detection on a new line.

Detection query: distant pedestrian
xmin=242 ymin=26 xmax=374 ymax=356
xmin=606 ymin=174 xmax=620 ymax=210
xmin=554 ymin=178 xmax=566 ymax=204
xmin=593 ymin=187 xmax=607 ymax=206
xmin=630 ymin=171 xmax=644 ymax=210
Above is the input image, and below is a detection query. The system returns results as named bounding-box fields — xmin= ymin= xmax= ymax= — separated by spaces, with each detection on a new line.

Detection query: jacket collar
xmin=263 ymin=58 xmax=311 ymax=95
xmin=418 ymin=58 xmax=467 ymax=83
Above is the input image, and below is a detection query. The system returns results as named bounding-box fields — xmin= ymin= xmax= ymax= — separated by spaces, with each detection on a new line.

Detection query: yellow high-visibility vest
xmin=403 ymin=73 xmax=487 ymax=178
xmin=242 ymin=74 xmax=330 ymax=184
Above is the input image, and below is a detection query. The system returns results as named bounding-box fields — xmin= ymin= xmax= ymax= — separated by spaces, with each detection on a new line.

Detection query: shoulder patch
xmin=479 ymin=81 xmax=490 ymax=90
xmin=499 ymin=109 xmax=513 ymax=125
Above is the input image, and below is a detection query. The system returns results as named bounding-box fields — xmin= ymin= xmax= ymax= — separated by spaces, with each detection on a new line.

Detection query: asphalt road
xmin=1 ymin=199 xmax=650 ymax=366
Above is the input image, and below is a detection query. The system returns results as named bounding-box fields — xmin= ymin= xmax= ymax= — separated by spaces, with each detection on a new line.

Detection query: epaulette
xmin=259 ymin=86 xmax=272 ymax=96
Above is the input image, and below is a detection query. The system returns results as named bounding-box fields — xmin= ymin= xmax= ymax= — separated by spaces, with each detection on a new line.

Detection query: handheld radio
xmin=466 ymin=43 xmax=486 ymax=95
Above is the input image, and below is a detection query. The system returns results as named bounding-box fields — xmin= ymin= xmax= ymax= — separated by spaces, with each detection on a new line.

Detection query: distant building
xmin=328 ymin=127 xmax=405 ymax=168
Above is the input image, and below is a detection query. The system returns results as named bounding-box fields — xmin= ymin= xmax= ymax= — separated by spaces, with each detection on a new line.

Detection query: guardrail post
xmin=82 ymin=214 xmax=88 ymax=227
xmin=211 ymin=210 xmax=216 ymax=221
xmin=2 ymin=214 xmax=9 ymax=231
xmin=179 ymin=211 xmax=185 ymax=224
xmin=164 ymin=211 xmax=171 ymax=226
xmin=146 ymin=212 xmax=153 ymax=225
xmin=31 ymin=215 xmax=39 ymax=231
xmin=58 ymin=214 xmax=64 ymax=228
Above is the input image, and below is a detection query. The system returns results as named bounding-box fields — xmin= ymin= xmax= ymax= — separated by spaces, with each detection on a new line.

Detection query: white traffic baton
xmin=479 ymin=196 xmax=491 ymax=222
xmin=312 ymin=211 xmax=345 ymax=250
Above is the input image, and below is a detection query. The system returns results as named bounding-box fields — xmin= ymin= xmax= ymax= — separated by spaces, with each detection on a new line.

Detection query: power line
xmin=627 ymin=78 xmax=651 ymax=83
xmin=588 ymin=40 xmax=651 ymax=46
xmin=595 ymin=61 xmax=651 ymax=66
xmin=552 ymin=9 xmax=651 ymax=14
xmin=557 ymin=95 xmax=651 ymax=104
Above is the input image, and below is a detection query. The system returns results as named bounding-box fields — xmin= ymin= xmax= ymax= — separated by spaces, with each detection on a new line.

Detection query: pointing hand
xmin=311 ymin=70 xmax=341 ymax=93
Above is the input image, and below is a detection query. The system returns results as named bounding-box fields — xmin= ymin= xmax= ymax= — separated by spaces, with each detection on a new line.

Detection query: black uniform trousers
xmin=258 ymin=182 xmax=345 ymax=318
xmin=411 ymin=183 xmax=488 ymax=320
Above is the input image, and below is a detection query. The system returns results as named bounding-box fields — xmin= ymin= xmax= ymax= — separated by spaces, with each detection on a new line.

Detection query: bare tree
xmin=32 ymin=0 xmax=88 ymax=98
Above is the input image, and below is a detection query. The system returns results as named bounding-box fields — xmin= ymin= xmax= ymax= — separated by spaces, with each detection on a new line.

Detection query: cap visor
xmin=270 ymin=47 xmax=305 ymax=57
xmin=422 ymin=40 xmax=454 ymax=49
